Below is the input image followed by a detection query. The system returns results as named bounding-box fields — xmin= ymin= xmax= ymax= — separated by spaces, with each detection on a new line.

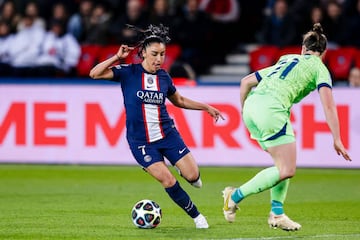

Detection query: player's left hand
xmin=207 ymin=106 xmax=225 ymax=123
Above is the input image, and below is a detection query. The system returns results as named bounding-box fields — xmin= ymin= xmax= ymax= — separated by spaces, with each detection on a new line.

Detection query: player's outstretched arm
xmin=318 ymin=87 xmax=351 ymax=161
xmin=168 ymin=91 xmax=225 ymax=122
xmin=89 ymin=45 xmax=134 ymax=80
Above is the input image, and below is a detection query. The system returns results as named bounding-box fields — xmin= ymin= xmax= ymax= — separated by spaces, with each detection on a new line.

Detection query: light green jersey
xmin=254 ymin=54 xmax=332 ymax=109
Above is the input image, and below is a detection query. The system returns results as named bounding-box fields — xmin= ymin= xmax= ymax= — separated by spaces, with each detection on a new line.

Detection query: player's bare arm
xmin=168 ymin=91 xmax=224 ymax=122
xmin=89 ymin=45 xmax=134 ymax=80
xmin=318 ymin=87 xmax=351 ymax=161
xmin=240 ymin=73 xmax=258 ymax=110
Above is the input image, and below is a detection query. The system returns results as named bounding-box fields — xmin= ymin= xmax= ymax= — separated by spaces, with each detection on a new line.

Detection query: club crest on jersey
xmin=147 ymin=76 xmax=154 ymax=85
xmin=144 ymin=155 xmax=152 ymax=162
xmin=143 ymin=73 xmax=158 ymax=90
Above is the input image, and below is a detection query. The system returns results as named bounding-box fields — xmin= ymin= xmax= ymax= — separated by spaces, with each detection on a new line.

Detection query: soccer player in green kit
xmin=222 ymin=23 xmax=352 ymax=231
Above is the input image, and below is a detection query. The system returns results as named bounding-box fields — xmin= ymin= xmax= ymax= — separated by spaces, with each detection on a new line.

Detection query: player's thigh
xmin=267 ymin=141 xmax=297 ymax=179
xmin=161 ymin=129 xmax=199 ymax=180
xmin=175 ymin=152 xmax=199 ymax=180
xmin=146 ymin=162 xmax=177 ymax=188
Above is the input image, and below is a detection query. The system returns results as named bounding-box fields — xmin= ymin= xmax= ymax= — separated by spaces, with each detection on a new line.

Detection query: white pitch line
xmin=212 ymin=233 xmax=360 ymax=240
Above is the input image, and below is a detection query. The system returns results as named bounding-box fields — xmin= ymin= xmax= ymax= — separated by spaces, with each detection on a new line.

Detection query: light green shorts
xmin=242 ymin=93 xmax=295 ymax=150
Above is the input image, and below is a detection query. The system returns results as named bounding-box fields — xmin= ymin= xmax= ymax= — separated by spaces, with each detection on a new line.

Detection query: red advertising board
xmin=0 ymin=84 xmax=356 ymax=168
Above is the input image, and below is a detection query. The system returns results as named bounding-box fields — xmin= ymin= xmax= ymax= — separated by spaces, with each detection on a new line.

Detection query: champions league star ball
xmin=131 ymin=199 xmax=162 ymax=229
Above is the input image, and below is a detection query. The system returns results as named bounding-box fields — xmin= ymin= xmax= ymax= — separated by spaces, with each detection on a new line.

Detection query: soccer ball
xmin=131 ymin=199 xmax=162 ymax=229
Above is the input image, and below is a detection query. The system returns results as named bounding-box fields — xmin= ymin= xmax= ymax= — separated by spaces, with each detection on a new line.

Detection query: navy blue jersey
xmin=111 ymin=63 xmax=177 ymax=143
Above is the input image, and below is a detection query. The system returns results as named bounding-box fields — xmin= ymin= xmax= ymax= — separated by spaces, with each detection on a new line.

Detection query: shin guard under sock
xmin=165 ymin=181 xmax=200 ymax=218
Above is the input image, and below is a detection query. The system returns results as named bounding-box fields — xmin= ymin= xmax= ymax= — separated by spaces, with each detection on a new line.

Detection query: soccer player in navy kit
xmin=90 ymin=24 xmax=224 ymax=228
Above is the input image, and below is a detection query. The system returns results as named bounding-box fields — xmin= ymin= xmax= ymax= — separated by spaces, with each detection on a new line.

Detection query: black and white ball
xmin=131 ymin=199 xmax=162 ymax=229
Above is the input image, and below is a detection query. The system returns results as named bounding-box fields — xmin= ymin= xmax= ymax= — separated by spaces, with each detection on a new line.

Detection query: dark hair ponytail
xmin=126 ymin=24 xmax=171 ymax=59
xmin=302 ymin=23 xmax=327 ymax=54
xmin=312 ymin=23 xmax=324 ymax=34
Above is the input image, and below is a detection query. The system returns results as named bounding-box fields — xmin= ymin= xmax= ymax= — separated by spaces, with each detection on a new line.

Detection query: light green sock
xmin=271 ymin=178 xmax=289 ymax=203
xmin=239 ymin=166 xmax=280 ymax=198
xmin=270 ymin=178 xmax=290 ymax=215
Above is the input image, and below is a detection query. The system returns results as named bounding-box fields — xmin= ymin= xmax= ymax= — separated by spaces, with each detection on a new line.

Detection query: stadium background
xmin=1 ymin=2 xmax=359 ymax=239
xmin=1 ymin=0 xmax=359 ymax=168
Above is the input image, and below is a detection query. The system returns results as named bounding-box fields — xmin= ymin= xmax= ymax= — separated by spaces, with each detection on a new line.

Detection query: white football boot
xmin=194 ymin=214 xmax=209 ymax=229
xmin=268 ymin=212 xmax=301 ymax=231
xmin=222 ymin=186 xmax=239 ymax=223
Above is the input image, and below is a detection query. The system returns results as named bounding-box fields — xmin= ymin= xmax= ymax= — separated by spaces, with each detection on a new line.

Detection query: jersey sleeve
xmin=110 ymin=64 xmax=131 ymax=82
xmin=316 ymin=64 xmax=332 ymax=90
xmin=165 ymin=71 xmax=177 ymax=96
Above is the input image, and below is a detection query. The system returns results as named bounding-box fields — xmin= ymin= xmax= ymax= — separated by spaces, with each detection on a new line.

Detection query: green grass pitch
xmin=0 ymin=164 xmax=359 ymax=240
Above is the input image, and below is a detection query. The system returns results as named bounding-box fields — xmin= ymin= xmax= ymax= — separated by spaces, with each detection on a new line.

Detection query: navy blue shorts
xmin=128 ymin=128 xmax=190 ymax=168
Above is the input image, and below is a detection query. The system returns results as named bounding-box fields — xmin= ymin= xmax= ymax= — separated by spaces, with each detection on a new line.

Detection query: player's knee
xmin=279 ymin=167 xmax=296 ymax=180
xmin=161 ymin=178 xmax=177 ymax=188
xmin=158 ymin=173 xmax=177 ymax=188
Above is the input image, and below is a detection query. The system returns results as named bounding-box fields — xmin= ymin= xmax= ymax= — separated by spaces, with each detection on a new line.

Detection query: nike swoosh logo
xmin=224 ymin=195 xmax=230 ymax=211
xmin=178 ymin=147 xmax=187 ymax=154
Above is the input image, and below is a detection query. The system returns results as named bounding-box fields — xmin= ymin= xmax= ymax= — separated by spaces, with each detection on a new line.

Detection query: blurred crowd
xmin=0 ymin=0 xmax=359 ymax=83
xmin=256 ymin=0 xmax=360 ymax=48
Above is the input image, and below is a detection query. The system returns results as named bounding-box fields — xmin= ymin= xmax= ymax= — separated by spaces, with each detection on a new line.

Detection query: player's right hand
xmin=117 ymin=45 xmax=134 ymax=59
xmin=334 ymin=140 xmax=351 ymax=161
